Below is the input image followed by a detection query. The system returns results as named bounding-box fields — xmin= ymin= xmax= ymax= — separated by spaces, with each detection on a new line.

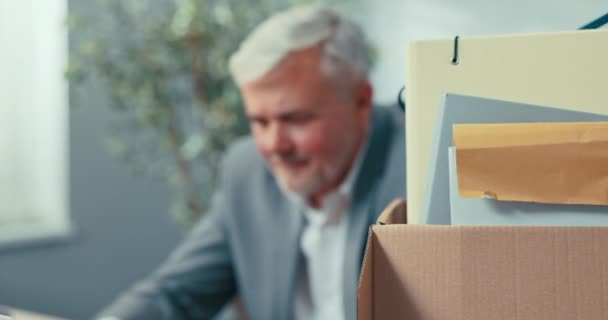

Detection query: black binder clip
xmin=451 ymin=36 xmax=460 ymax=65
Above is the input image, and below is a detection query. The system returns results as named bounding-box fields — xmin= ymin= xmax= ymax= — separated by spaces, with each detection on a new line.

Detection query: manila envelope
xmin=454 ymin=122 xmax=608 ymax=205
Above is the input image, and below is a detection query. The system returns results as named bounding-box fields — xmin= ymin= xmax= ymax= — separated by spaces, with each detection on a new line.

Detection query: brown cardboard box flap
xmin=361 ymin=224 xmax=608 ymax=320
xmin=453 ymin=122 xmax=608 ymax=205
xmin=358 ymin=199 xmax=407 ymax=320
xmin=358 ymin=227 xmax=374 ymax=320
xmin=357 ymin=201 xmax=608 ymax=320
xmin=376 ymin=198 xmax=407 ymax=225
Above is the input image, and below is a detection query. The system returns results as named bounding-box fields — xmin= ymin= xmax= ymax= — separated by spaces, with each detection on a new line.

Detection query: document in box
xmin=454 ymin=122 xmax=608 ymax=205
xmin=449 ymin=147 xmax=608 ymax=226
xmin=406 ymin=29 xmax=608 ymax=224
xmin=423 ymin=94 xmax=608 ymax=225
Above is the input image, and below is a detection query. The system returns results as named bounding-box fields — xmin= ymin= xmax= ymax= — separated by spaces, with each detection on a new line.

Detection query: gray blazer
xmin=99 ymin=106 xmax=406 ymax=320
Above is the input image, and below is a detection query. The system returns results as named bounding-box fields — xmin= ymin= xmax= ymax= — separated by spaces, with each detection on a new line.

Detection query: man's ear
xmin=355 ymin=80 xmax=374 ymax=114
xmin=354 ymin=81 xmax=373 ymax=130
xmin=356 ymin=81 xmax=373 ymax=111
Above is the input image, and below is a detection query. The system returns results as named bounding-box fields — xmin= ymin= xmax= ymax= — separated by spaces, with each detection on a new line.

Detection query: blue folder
xmin=423 ymin=93 xmax=608 ymax=225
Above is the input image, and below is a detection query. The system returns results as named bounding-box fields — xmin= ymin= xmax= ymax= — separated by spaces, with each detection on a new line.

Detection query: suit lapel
xmin=343 ymin=108 xmax=393 ymax=320
xmin=270 ymin=188 xmax=304 ymax=320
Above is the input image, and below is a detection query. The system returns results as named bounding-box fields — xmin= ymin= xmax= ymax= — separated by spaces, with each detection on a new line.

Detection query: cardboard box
xmin=358 ymin=199 xmax=608 ymax=320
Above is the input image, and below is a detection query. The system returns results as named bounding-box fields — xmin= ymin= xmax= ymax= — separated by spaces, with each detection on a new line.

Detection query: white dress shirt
xmin=291 ymin=144 xmax=366 ymax=320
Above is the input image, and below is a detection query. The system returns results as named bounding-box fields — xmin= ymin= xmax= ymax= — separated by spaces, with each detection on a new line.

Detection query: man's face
xmin=241 ymin=46 xmax=372 ymax=201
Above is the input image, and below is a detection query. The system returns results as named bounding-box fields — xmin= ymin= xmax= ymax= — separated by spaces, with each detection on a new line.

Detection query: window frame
xmin=0 ymin=0 xmax=73 ymax=250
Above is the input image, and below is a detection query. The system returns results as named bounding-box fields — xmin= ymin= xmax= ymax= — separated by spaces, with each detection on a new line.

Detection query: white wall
xmin=355 ymin=0 xmax=608 ymax=103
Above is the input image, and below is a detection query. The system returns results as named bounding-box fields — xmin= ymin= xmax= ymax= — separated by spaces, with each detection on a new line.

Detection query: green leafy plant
xmin=67 ymin=0 xmax=348 ymax=225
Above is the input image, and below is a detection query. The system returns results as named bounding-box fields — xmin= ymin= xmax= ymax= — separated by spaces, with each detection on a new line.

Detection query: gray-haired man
xmin=98 ymin=5 xmax=405 ymax=320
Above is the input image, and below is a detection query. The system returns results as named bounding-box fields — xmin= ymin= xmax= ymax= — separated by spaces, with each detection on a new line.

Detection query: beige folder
xmin=405 ymin=29 xmax=608 ymax=224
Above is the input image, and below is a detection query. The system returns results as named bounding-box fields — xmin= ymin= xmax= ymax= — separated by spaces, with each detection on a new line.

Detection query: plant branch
xmin=165 ymin=102 xmax=204 ymax=217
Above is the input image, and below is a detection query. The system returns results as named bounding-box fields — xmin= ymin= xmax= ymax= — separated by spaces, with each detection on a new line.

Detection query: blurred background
xmin=0 ymin=0 xmax=605 ymax=318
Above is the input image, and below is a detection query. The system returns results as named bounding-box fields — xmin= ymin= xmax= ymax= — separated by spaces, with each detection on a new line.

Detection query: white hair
xmin=228 ymin=5 xmax=371 ymax=86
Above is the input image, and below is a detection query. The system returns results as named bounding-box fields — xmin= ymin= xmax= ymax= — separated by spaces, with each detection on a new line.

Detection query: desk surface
xmin=0 ymin=306 xmax=64 ymax=320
